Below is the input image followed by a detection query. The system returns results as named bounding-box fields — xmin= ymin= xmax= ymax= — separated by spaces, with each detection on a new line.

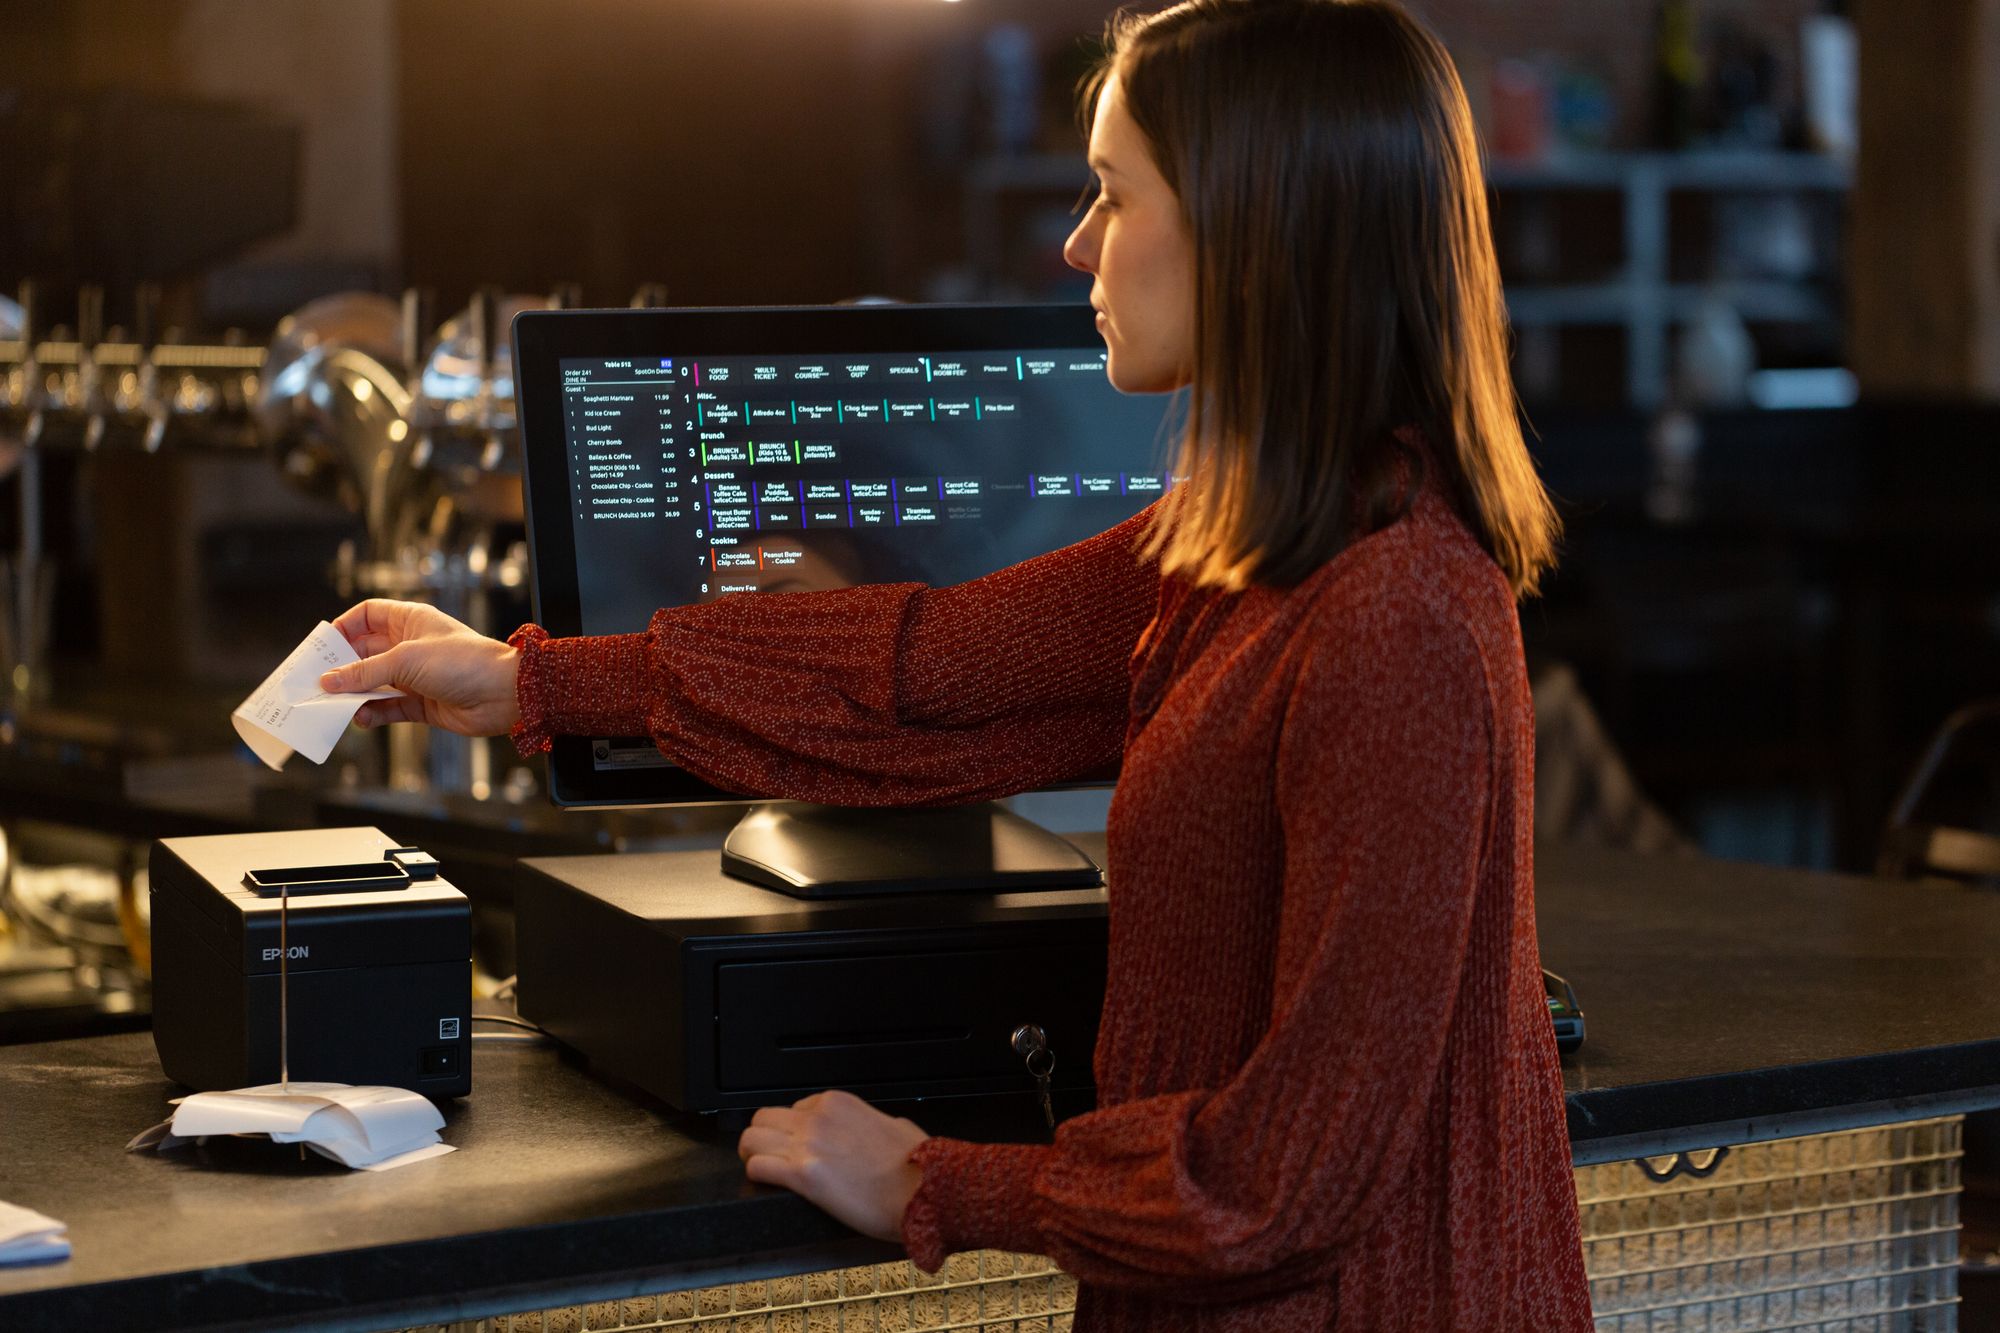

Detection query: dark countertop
xmin=1538 ymin=841 xmax=2000 ymax=1160
xmin=0 ymin=1031 xmax=908 ymax=1332
xmin=6 ymin=841 xmax=2000 ymax=1330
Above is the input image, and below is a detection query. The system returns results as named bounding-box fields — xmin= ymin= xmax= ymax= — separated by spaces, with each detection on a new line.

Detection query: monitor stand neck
xmin=719 ymin=800 xmax=1103 ymax=899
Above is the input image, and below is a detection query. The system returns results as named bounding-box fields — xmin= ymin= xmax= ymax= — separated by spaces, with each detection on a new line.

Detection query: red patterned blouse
xmin=510 ymin=480 xmax=1594 ymax=1331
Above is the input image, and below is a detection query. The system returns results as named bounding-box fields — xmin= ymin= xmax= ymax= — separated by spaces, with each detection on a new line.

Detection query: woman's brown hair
xmin=1094 ymin=0 xmax=1560 ymax=596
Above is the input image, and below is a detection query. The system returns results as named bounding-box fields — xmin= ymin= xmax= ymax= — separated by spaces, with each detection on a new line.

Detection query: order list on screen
xmin=558 ymin=348 xmax=1176 ymax=636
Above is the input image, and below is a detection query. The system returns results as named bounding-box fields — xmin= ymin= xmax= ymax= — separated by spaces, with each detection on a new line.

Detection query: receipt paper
xmin=231 ymin=621 xmax=401 ymax=770
xmin=0 ymin=1200 xmax=69 ymax=1266
xmin=127 ymin=1082 xmax=455 ymax=1172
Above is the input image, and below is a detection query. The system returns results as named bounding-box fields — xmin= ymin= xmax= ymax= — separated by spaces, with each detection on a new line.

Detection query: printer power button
xmin=421 ymin=1045 xmax=460 ymax=1078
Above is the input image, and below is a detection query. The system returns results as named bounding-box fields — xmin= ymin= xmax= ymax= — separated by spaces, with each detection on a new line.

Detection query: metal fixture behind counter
xmin=262 ymin=287 xmax=539 ymax=796
xmin=0 ymin=279 xmax=671 ymax=799
xmin=0 ymin=280 xmax=265 ymax=708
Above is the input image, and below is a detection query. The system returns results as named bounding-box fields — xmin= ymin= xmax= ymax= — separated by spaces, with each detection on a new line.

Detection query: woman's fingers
xmin=738 ymin=1108 xmax=814 ymax=1190
xmin=330 ymin=599 xmax=410 ymax=648
xmin=737 ymin=1105 xmax=805 ymax=1162
xmin=736 ymin=1100 xmax=824 ymax=1170
xmin=354 ymin=696 xmax=427 ymax=729
xmin=735 ymin=1092 xmax=927 ymax=1242
xmin=735 ymin=1124 xmax=794 ymax=1162
xmin=321 ymin=642 xmax=406 ymax=694
xmin=742 ymin=1152 xmax=803 ymax=1190
xmin=328 ymin=602 xmax=372 ymax=645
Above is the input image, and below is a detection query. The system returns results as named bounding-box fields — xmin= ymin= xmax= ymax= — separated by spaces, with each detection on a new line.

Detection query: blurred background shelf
xmin=964 ymin=147 xmax=1853 ymax=411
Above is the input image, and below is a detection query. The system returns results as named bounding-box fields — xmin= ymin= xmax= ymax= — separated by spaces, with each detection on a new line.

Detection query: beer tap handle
xmin=630 ymin=283 xmax=670 ymax=310
xmin=467 ymin=286 xmax=505 ymax=448
xmin=220 ymin=328 xmax=249 ymax=414
xmin=16 ymin=280 xmax=39 ymax=357
xmin=77 ymin=285 xmax=105 ymax=353
xmin=135 ymin=282 xmax=169 ymax=451
xmin=549 ymin=282 xmax=583 ymax=311
xmin=400 ymin=287 xmax=435 ymax=395
xmin=78 ymin=285 xmax=106 ymax=449
xmin=134 ymin=282 xmax=161 ymax=357
xmin=469 ymin=285 xmax=502 ymax=384
xmin=16 ymin=281 xmax=43 ymax=448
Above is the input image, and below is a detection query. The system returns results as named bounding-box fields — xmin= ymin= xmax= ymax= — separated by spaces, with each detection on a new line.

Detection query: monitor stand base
xmin=720 ymin=800 xmax=1104 ymax=899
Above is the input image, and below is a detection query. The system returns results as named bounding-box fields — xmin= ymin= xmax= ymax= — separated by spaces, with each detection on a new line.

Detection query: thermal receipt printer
xmin=150 ymin=827 xmax=472 ymax=1097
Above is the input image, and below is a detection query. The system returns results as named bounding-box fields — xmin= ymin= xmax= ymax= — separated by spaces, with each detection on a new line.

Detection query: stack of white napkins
xmin=127 ymin=1083 xmax=454 ymax=1171
xmin=0 ymin=1201 xmax=69 ymax=1267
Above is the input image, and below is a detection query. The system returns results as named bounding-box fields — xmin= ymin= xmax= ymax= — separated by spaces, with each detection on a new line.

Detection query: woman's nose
xmin=1063 ymin=216 xmax=1099 ymax=275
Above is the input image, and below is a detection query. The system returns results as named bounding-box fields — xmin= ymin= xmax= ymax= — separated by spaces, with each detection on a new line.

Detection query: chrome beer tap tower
xmin=0 ymin=278 xmax=669 ymax=798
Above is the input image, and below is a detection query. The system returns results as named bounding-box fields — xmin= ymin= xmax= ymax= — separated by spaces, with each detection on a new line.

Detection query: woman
xmin=322 ymin=1 xmax=1594 ymax=1325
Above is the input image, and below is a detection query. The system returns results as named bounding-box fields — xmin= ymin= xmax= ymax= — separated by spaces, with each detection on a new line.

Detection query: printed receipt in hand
xmin=231 ymin=621 xmax=402 ymax=770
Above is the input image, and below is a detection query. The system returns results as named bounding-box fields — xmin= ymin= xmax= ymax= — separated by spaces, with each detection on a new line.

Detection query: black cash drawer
xmin=716 ymin=945 xmax=1105 ymax=1090
xmin=517 ymin=845 xmax=1110 ymax=1113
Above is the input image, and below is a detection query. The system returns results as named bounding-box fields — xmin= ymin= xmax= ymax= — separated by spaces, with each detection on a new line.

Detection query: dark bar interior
xmin=2 ymin=1 xmax=1998 ymax=1329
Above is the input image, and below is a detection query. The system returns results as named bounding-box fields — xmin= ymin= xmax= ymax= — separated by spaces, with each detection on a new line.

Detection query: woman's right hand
xmin=318 ymin=599 xmax=522 ymax=738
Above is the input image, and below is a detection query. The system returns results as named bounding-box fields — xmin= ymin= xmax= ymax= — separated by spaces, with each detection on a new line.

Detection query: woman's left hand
xmin=736 ymin=1089 xmax=929 ymax=1242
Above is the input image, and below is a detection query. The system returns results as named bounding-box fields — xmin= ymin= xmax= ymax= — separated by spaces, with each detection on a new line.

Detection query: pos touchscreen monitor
xmin=512 ymin=304 xmax=1175 ymax=895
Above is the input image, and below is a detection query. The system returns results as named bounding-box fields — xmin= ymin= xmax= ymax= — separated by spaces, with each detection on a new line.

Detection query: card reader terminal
xmin=1544 ymin=968 xmax=1585 ymax=1054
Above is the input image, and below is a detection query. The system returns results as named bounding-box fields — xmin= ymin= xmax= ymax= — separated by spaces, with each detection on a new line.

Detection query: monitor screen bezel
xmin=512 ymin=302 xmax=1128 ymax=808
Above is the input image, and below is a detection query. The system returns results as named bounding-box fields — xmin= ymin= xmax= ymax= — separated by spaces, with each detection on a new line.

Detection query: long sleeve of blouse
xmin=898 ymin=580 xmax=1500 ymax=1302
xmin=509 ymin=491 xmax=1588 ymax=1328
xmin=510 ymin=504 xmax=1162 ymax=805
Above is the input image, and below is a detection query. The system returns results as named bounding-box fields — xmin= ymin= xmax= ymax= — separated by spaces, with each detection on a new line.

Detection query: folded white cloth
xmin=0 ymin=1200 xmax=70 ymax=1267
